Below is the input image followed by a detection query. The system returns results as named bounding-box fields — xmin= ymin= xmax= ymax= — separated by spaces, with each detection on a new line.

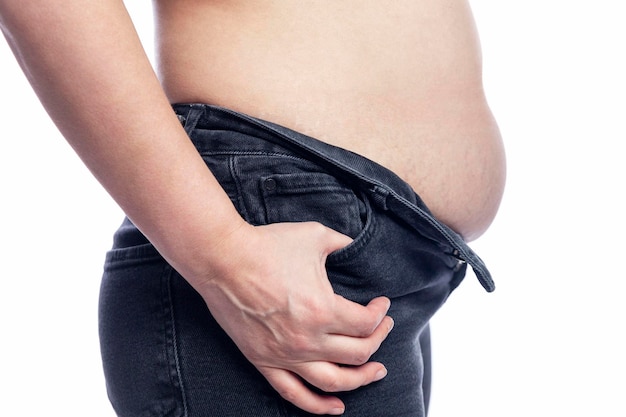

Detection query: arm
xmin=0 ymin=1 xmax=392 ymax=414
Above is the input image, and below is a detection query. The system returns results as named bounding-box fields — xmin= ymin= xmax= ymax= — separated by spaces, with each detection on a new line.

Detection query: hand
xmin=193 ymin=221 xmax=393 ymax=415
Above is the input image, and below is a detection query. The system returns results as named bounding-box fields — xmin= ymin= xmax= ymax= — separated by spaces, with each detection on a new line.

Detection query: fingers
xmin=298 ymin=360 xmax=388 ymax=393
xmin=261 ymin=360 xmax=389 ymax=415
xmin=316 ymin=222 xmax=353 ymax=255
xmin=262 ymin=359 xmax=389 ymax=415
xmin=313 ymin=225 xmax=391 ymax=337
xmin=319 ymin=315 xmax=394 ymax=366
xmin=261 ymin=367 xmax=347 ymax=416
xmin=328 ymin=296 xmax=392 ymax=337
xmin=216 ymin=222 xmax=395 ymax=414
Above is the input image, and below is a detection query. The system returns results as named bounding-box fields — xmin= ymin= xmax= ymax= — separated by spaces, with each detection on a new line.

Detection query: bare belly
xmin=153 ymin=0 xmax=506 ymax=241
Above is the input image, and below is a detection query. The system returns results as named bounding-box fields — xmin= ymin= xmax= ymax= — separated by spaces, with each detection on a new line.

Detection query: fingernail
xmin=374 ymin=367 xmax=388 ymax=381
xmin=329 ymin=407 xmax=345 ymax=415
xmin=387 ymin=317 xmax=394 ymax=333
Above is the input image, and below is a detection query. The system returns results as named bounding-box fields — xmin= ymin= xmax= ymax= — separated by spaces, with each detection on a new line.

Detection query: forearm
xmin=1 ymin=3 xmax=393 ymax=414
xmin=0 ymin=0 xmax=246 ymax=284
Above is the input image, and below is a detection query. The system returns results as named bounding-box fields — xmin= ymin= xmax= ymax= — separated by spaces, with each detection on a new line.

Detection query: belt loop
xmin=181 ymin=104 xmax=205 ymax=135
xmin=369 ymin=185 xmax=390 ymax=211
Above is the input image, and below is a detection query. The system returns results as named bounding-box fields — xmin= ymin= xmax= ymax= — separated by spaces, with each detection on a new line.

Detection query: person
xmin=0 ymin=0 xmax=505 ymax=416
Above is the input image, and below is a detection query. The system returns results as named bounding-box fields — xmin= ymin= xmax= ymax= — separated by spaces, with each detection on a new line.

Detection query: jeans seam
xmin=228 ymin=155 xmax=253 ymax=222
xmin=164 ymin=266 xmax=189 ymax=417
xmin=326 ymin=191 xmax=376 ymax=265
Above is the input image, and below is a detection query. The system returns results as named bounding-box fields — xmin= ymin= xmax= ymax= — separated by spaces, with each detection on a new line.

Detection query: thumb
xmin=319 ymin=224 xmax=353 ymax=256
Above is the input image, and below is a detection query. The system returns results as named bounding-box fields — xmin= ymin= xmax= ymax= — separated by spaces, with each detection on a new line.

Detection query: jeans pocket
xmin=104 ymin=218 xmax=161 ymax=271
xmin=100 ymin=254 xmax=184 ymax=417
xmin=259 ymin=170 xmax=376 ymax=263
xmin=201 ymin=152 xmax=377 ymax=264
xmin=261 ymin=172 xmax=363 ymax=234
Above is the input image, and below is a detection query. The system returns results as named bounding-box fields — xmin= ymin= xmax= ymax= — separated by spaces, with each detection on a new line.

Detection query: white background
xmin=1 ymin=1 xmax=624 ymax=415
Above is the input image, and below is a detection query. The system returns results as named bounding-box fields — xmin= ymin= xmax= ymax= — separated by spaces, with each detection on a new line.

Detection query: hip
xmin=98 ymin=104 xmax=494 ymax=416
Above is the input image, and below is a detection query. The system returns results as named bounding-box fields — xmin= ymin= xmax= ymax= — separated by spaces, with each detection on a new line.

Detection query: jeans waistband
xmin=172 ymin=103 xmax=494 ymax=292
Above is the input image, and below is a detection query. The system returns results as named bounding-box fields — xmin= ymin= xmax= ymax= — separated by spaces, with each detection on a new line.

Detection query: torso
xmin=153 ymin=0 xmax=506 ymax=241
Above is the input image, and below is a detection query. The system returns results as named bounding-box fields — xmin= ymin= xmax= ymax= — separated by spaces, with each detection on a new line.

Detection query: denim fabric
xmin=99 ymin=104 xmax=493 ymax=417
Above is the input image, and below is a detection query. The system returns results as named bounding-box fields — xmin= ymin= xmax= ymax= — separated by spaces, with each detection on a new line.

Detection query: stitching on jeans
xmin=228 ymin=155 xmax=253 ymax=222
xmin=164 ymin=266 xmax=189 ymax=417
xmin=202 ymin=106 xmax=494 ymax=290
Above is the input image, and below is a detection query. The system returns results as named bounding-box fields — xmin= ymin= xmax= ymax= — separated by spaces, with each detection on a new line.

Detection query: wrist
xmin=162 ymin=214 xmax=255 ymax=291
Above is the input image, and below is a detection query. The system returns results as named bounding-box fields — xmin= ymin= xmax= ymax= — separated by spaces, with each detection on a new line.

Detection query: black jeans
xmin=99 ymin=104 xmax=494 ymax=417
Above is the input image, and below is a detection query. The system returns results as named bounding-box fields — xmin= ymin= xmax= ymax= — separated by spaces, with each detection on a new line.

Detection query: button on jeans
xmin=99 ymin=104 xmax=494 ymax=417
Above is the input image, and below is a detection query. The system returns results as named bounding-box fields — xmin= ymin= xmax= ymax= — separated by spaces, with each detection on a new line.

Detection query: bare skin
xmin=0 ymin=0 xmax=504 ymax=415
xmin=155 ymin=0 xmax=506 ymax=241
